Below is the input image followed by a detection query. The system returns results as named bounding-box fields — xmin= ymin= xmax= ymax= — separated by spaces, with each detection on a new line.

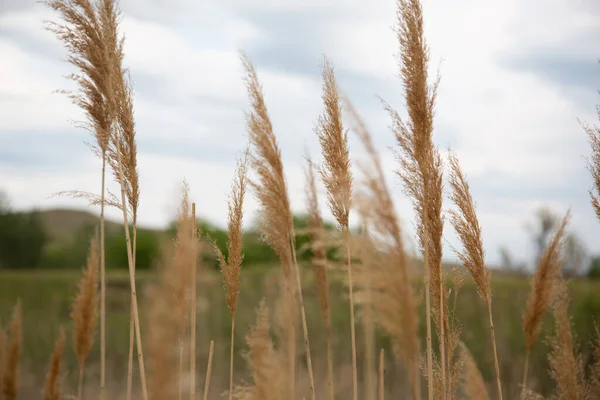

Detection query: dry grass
xmin=25 ymin=0 xmax=600 ymax=399
xmin=2 ymin=302 xmax=21 ymax=400
xmin=43 ymin=327 xmax=66 ymax=400
xmin=241 ymin=53 xmax=316 ymax=399
xmin=304 ymin=156 xmax=335 ymax=400
xmin=460 ymin=342 xmax=489 ymax=400
xmin=547 ymin=277 xmax=586 ymax=400
xmin=522 ymin=211 xmax=570 ymax=394
xmin=315 ymin=57 xmax=356 ymax=400
xmin=346 ymin=97 xmax=421 ymax=400
xmin=213 ymin=150 xmax=249 ymax=400
xmin=71 ymin=232 xmax=99 ymax=400
xmin=448 ymin=151 xmax=502 ymax=399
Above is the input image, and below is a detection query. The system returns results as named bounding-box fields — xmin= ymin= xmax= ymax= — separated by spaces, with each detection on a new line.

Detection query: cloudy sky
xmin=0 ymin=0 xmax=599 ymax=266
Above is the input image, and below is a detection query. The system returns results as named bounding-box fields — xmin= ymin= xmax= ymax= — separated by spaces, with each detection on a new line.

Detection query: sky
xmin=0 ymin=0 xmax=599 ymax=267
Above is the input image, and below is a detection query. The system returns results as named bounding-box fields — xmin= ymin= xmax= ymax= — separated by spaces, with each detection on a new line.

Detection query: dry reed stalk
xmin=460 ymin=342 xmax=489 ymax=400
xmin=241 ymin=53 xmax=315 ymax=399
xmin=522 ymin=211 xmax=570 ymax=395
xmin=379 ymin=349 xmax=385 ymax=400
xmin=315 ymin=56 xmax=356 ymax=400
xmin=345 ymin=97 xmax=421 ymax=400
xmin=2 ymin=302 xmax=21 ymax=400
xmin=584 ymin=100 xmax=600 ymax=221
xmin=203 ymin=340 xmax=215 ymax=400
xmin=169 ymin=183 xmax=196 ymax=400
xmin=448 ymin=151 xmax=502 ymax=399
xmin=547 ymin=276 xmax=586 ymax=400
xmin=72 ymin=232 xmax=99 ymax=400
xmin=212 ymin=151 xmax=249 ymax=400
xmin=190 ymin=202 xmax=198 ymax=400
xmin=43 ymin=327 xmax=66 ymax=400
xmin=42 ymin=0 xmax=113 ymax=395
xmin=388 ymin=0 xmax=449 ymax=395
xmin=304 ymin=156 xmax=335 ymax=400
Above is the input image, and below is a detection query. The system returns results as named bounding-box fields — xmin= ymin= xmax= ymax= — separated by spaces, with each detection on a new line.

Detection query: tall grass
xmin=13 ymin=0 xmax=600 ymax=398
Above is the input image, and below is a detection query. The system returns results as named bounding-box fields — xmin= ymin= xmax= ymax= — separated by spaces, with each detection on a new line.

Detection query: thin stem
xmin=378 ymin=349 xmax=384 ymax=400
xmin=289 ymin=231 xmax=316 ymax=400
xmin=345 ymin=228 xmax=358 ymax=400
xmin=127 ymin=221 xmax=138 ymax=400
xmin=439 ymin=272 xmax=446 ymax=400
xmin=488 ymin=300 xmax=503 ymax=400
xmin=77 ymin=364 xmax=84 ymax=400
xmin=126 ymin=310 xmax=134 ymax=400
xmin=522 ymin=349 xmax=530 ymax=399
xmin=115 ymin=137 xmax=148 ymax=400
xmin=100 ymin=153 xmax=107 ymax=400
xmin=203 ymin=340 xmax=215 ymax=400
xmin=326 ymin=313 xmax=335 ymax=400
xmin=190 ymin=203 xmax=197 ymax=400
xmin=228 ymin=315 xmax=236 ymax=400
xmin=179 ymin=337 xmax=185 ymax=400
xmin=364 ymin=266 xmax=375 ymax=400
xmin=423 ymin=209 xmax=434 ymax=400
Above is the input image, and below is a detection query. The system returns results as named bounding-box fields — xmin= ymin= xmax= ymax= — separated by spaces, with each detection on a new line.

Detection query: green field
xmin=1 ymin=268 xmax=599 ymax=398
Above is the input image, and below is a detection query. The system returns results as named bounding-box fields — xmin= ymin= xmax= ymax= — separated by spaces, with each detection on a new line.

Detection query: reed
xmin=522 ymin=211 xmax=570 ymax=394
xmin=315 ymin=56 xmax=356 ymax=400
xmin=71 ymin=233 xmax=99 ymax=400
xmin=43 ymin=327 xmax=66 ymax=400
xmin=448 ymin=151 xmax=502 ymax=399
xmin=212 ymin=150 xmax=249 ymax=400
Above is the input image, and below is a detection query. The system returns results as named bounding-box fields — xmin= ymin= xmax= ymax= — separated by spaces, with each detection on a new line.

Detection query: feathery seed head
xmin=43 ymin=327 xmax=66 ymax=400
xmin=71 ymin=232 xmax=99 ymax=368
xmin=448 ymin=151 xmax=491 ymax=303
xmin=316 ymin=57 xmax=352 ymax=231
xmin=523 ymin=211 xmax=570 ymax=351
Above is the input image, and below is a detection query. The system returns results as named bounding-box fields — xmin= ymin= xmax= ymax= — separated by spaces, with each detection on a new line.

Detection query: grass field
xmin=1 ymin=267 xmax=599 ymax=398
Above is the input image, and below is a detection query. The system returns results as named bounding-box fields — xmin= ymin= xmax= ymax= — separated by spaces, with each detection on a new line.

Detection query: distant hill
xmin=38 ymin=208 xmax=126 ymax=242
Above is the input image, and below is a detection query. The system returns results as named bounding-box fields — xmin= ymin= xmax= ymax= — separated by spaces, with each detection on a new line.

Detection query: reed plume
xmin=584 ymin=99 xmax=600 ymax=221
xmin=522 ymin=211 xmax=570 ymax=394
xmin=460 ymin=342 xmax=489 ymax=400
xmin=42 ymin=0 xmax=114 ymax=394
xmin=2 ymin=302 xmax=21 ymax=400
xmin=146 ymin=185 xmax=196 ymax=400
xmin=448 ymin=151 xmax=502 ymax=399
xmin=212 ymin=150 xmax=249 ymax=400
xmin=234 ymin=300 xmax=289 ymax=400
xmin=169 ymin=183 xmax=195 ymax=400
xmin=547 ymin=276 xmax=586 ymax=400
xmin=315 ymin=56 xmax=357 ymax=400
xmin=43 ymin=327 xmax=66 ymax=400
xmin=304 ymin=156 xmax=335 ymax=400
xmin=241 ymin=53 xmax=315 ymax=399
xmin=345 ymin=97 xmax=421 ymax=400
xmin=72 ymin=232 xmax=99 ymax=400
xmin=387 ymin=0 xmax=449 ymax=395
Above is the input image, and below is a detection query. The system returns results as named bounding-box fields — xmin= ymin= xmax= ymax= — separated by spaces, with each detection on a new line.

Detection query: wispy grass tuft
xmin=213 ymin=150 xmax=249 ymax=400
xmin=315 ymin=56 xmax=357 ymax=400
xmin=71 ymin=232 xmax=99 ymax=400
xmin=43 ymin=327 xmax=66 ymax=400
xmin=522 ymin=211 xmax=570 ymax=394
